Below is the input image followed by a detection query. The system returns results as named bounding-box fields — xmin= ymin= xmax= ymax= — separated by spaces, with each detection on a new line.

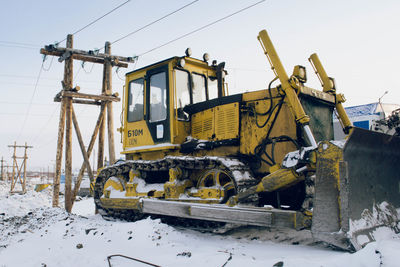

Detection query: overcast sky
xmin=1 ymin=0 xmax=400 ymax=171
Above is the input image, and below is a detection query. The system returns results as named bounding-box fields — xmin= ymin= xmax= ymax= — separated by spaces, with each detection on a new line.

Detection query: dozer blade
xmin=312 ymin=127 xmax=400 ymax=251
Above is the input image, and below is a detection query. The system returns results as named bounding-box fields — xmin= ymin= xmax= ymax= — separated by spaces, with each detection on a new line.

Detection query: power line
xmin=0 ymin=44 xmax=38 ymax=50
xmin=0 ymin=101 xmax=55 ymax=105
xmin=109 ymin=0 xmax=199 ymax=46
xmin=0 ymin=81 xmax=122 ymax=88
xmin=1 ymin=2 xmax=132 ymax=52
xmin=0 ymin=74 xmax=41 ymax=78
xmin=30 ymin=105 xmax=60 ymax=145
xmin=0 ymin=112 xmax=57 ymax=117
xmin=0 ymin=74 xmax=123 ymax=84
xmin=139 ymin=0 xmax=266 ymax=57
xmin=16 ymin=61 xmax=45 ymax=142
xmin=37 ymin=136 xmax=58 ymax=149
xmin=0 ymin=81 xmax=58 ymax=87
xmin=83 ymin=63 xmax=96 ymax=74
xmin=0 ymin=41 xmax=40 ymax=50
xmin=1 ymin=112 xmax=97 ymax=118
xmin=115 ymin=67 xmax=126 ymax=81
xmin=41 ymin=56 xmax=54 ymax=71
xmin=56 ymin=0 xmax=132 ymax=45
xmin=0 ymin=41 xmax=40 ymax=47
xmin=227 ymin=67 xmax=268 ymax=72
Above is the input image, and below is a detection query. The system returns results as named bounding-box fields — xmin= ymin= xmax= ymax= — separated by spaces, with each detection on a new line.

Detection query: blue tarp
xmin=344 ymin=103 xmax=379 ymax=117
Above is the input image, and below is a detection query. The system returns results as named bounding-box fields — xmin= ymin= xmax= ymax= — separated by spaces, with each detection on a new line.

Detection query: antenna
xmin=378 ymin=90 xmax=389 ymax=104
xmin=378 ymin=90 xmax=389 ymax=119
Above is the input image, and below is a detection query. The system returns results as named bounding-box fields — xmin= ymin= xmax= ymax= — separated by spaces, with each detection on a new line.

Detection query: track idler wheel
xmin=102 ymin=176 xmax=126 ymax=198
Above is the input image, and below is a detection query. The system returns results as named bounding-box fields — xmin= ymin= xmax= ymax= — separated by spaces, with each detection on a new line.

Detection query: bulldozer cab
xmin=122 ymin=55 xmax=224 ymax=158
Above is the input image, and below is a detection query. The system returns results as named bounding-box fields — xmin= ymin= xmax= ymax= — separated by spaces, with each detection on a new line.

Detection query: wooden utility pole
xmin=64 ymin=34 xmax=74 ymax=212
xmin=105 ymin=42 xmax=116 ymax=165
xmin=8 ymin=142 xmax=33 ymax=193
xmin=3 ymin=165 xmax=12 ymax=181
xmin=98 ymin=42 xmax=117 ymax=168
xmin=41 ymin=35 xmax=133 ymax=212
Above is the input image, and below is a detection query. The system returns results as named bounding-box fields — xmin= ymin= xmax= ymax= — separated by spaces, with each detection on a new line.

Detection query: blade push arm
xmin=258 ymin=30 xmax=317 ymax=148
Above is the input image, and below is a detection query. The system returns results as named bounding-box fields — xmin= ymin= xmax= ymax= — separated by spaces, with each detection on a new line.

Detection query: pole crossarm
xmin=54 ymin=91 xmax=120 ymax=103
xmin=40 ymin=46 xmax=133 ymax=68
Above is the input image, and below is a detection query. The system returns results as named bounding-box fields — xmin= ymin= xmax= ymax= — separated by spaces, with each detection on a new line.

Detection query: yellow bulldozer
xmin=93 ymin=29 xmax=400 ymax=251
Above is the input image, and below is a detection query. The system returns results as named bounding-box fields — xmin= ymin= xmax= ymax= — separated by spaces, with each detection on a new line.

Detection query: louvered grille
xmin=216 ymin=106 xmax=237 ymax=138
xmin=191 ymin=103 xmax=238 ymax=140
xmin=226 ymin=109 xmax=236 ymax=133
xmin=203 ymin=118 xmax=213 ymax=132
xmin=192 ymin=120 xmax=202 ymax=135
xmin=216 ymin=110 xmax=226 ymax=136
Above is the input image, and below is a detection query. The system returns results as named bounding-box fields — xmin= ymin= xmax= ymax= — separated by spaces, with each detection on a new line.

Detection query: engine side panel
xmin=191 ymin=102 xmax=239 ymax=141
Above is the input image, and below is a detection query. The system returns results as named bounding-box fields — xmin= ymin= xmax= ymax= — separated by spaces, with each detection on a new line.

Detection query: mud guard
xmin=312 ymin=127 xmax=400 ymax=251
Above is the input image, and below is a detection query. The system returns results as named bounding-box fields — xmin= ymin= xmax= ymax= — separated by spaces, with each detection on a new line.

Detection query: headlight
xmin=203 ymin=53 xmax=210 ymax=62
xmin=292 ymin=65 xmax=307 ymax=83
xmin=185 ymin=48 xmax=192 ymax=57
xmin=178 ymin=57 xmax=186 ymax=67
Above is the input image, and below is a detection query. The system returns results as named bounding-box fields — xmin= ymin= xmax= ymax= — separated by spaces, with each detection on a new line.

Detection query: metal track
xmin=94 ymin=156 xmax=260 ymax=221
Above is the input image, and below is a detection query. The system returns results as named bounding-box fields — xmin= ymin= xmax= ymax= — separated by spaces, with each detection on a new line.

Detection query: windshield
xmin=208 ymin=77 xmax=218 ymax=100
xmin=192 ymin=73 xmax=206 ymax=104
xmin=127 ymin=78 xmax=144 ymax=122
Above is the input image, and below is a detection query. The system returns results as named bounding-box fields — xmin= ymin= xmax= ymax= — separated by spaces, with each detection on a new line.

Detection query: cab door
xmin=145 ymin=65 xmax=170 ymax=143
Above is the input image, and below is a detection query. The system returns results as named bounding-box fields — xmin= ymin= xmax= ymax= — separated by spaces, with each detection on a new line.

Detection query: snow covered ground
xmin=1 ymin=181 xmax=400 ymax=267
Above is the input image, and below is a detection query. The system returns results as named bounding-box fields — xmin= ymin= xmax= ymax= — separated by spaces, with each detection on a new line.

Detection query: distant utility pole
xmin=8 ymin=142 xmax=33 ymax=193
xmin=0 ymin=157 xmax=5 ymax=181
xmin=40 ymin=34 xmax=134 ymax=212
xmin=3 ymin=165 xmax=12 ymax=182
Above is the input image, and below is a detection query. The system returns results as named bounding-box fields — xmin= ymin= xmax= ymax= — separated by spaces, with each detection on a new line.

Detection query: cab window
xmin=208 ymin=76 xmax=218 ymax=100
xmin=149 ymin=71 xmax=167 ymax=122
xmin=127 ymin=78 xmax=144 ymax=122
xmin=192 ymin=73 xmax=206 ymax=104
xmin=175 ymin=69 xmax=190 ymax=120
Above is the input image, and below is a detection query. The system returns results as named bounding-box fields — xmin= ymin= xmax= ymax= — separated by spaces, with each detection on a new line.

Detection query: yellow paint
xmin=126 ymin=149 xmax=181 ymax=160
xmin=190 ymin=187 xmax=224 ymax=199
xmin=103 ymin=177 xmax=124 ymax=198
xmin=169 ymin=167 xmax=182 ymax=182
xmin=100 ymin=198 xmax=141 ymax=210
xmin=240 ymin=96 xmax=297 ymax=174
xmin=123 ymin=121 xmax=154 ymax=149
xmin=269 ymin=164 xmax=281 ymax=173
xmin=121 ymin=143 xmax=179 ymax=155
xmin=191 ymin=102 xmax=239 ymax=141
xmin=164 ymin=179 xmax=192 ymax=199
xmin=258 ymin=30 xmax=310 ymax=125
xmin=34 ymin=184 xmax=51 ymax=192
xmin=215 ymin=103 xmax=239 ymax=140
xmin=192 ymin=108 xmax=215 ymax=140
xmin=122 ymin=56 xmax=221 ymax=160
xmin=257 ymin=168 xmax=303 ymax=193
